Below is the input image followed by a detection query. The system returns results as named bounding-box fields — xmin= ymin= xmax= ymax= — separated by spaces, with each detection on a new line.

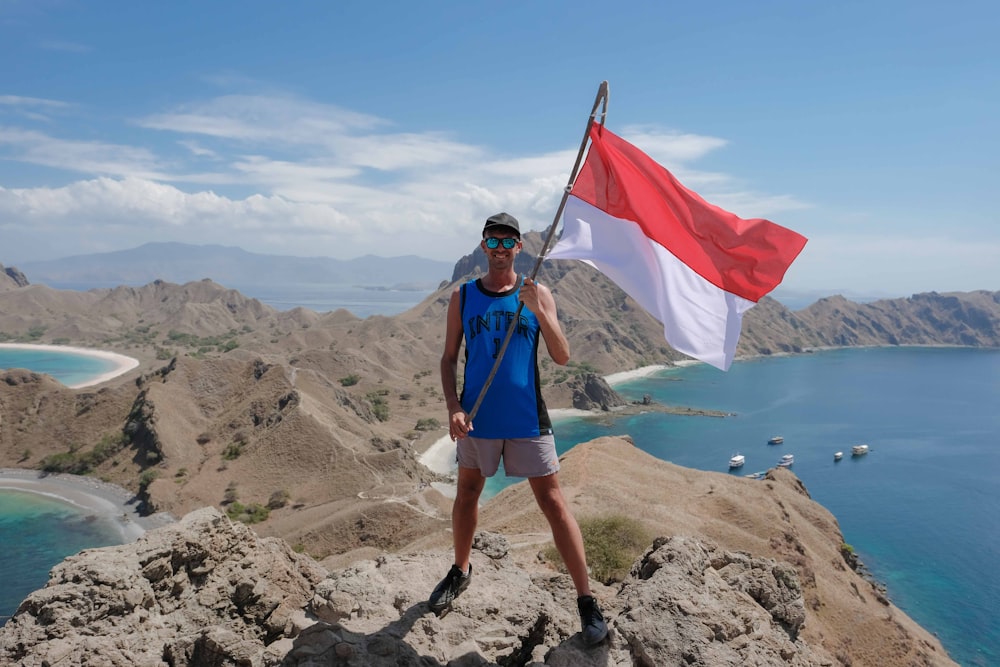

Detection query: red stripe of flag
xmin=570 ymin=125 xmax=807 ymax=303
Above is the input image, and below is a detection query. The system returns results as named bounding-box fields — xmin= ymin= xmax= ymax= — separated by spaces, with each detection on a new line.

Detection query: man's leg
xmin=429 ymin=465 xmax=485 ymax=613
xmin=528 ymin=473 xmax=591 ymax=596
xmin=452 ymin=465 xmax=486 ymax=570
xmin=530 ymin=472 xmax=608 ymax=645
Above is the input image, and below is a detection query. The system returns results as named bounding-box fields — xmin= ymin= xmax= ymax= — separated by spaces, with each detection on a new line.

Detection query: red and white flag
xmin=548 ymin=125 xmax=807 ymax=371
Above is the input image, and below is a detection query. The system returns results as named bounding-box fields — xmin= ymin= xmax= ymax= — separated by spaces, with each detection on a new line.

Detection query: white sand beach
xmin=419 ymin=435 xmax=457 ymax=477
xmin=0 ymin=468 xmax=174 ymax=542
xmin=0 ymin=343 xmax=140 ymax=388
xmin=603 ymin=361 xmax=702 ymax=386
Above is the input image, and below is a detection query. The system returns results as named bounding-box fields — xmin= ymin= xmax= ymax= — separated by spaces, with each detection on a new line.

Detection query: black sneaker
xmin=428 ymin=564 xmax=472 ymax=613
xmin=578 ymin=595 xmax=608 ymax=646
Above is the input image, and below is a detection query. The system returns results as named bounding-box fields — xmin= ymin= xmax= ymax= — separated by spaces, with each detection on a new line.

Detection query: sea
xmin=1 ymin=304 xmax=997 ymax=665
xmin=43 ymin=281 xmax=436 ymax=319
xmin=479 ymin=346 xmax=999 ymax=667
xmin=0 ymin=347 xmax=119 ymax=387
xmin=0 ymin=490 xmax=124 ymax=625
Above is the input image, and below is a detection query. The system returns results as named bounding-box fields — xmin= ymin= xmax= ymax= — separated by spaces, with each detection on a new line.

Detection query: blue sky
xmin=1 ymin=0 xmax=997 ymax=301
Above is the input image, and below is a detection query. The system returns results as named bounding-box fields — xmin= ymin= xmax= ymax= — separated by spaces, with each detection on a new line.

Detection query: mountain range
xmin=15 ymin=242 xmax=454 ymax=291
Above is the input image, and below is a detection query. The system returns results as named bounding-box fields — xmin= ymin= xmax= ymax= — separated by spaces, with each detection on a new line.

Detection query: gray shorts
xmin=456 ymin=434 xmax=560 ymax=478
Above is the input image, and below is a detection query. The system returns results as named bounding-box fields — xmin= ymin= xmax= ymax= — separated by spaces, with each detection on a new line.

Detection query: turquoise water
xmin=0 ymin=347 xmax=118 ymax=387
xmin=0 ymin=489 xmax=124 ymax=623
xmin=0 ymin=346 xmax=128 ymax=624
xmin=485 ymin=347 xmax=999 ymax=667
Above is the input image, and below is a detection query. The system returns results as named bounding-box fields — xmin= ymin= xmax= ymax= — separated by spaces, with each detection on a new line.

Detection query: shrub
xmin=138 ymin=469 xmax=159 ymax=491
xmin=339 ymin=374 xmax=361 ymax=387
xmin=366 ymin=391 xmax=390 ymax=422
xmin=543 ymin=515 xmax=652 ymax=584
xmin=222 ymin=442 xmax=243 ymax=460
xmin=267 ymin=489 xmax=290 ymax=509
xmin=225 ymin=501 xmax=270 ymax=524
xmin=415 ymin=417 xmax=440 ymax=431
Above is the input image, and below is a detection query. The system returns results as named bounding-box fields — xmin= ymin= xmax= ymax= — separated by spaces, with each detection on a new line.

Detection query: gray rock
xmin=0 ymin=509 xmax=835 ymax=666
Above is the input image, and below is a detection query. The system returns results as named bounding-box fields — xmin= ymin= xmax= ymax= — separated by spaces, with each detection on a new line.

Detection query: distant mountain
xmin=15 ymin=242 xmax=453 ymax=291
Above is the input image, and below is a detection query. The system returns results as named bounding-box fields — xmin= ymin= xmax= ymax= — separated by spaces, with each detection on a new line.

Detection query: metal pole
xmin=466 ymin=81 xmax=610 ymax=423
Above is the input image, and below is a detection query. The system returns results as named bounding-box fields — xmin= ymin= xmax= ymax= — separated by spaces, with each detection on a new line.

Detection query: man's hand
xmin=449 ymin=408 xmax=472 ymax=441
xmin=519 ymin=276 xmax=541 ymax=314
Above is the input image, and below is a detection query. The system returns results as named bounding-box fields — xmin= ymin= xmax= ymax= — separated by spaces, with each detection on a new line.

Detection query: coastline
xmin=0 ymin=343 xmax=140 ymax=388
xmin=0 ymin=468 xmax=175 ymax=542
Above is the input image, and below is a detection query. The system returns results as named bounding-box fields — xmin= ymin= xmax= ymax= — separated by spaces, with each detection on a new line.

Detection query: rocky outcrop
xmin=0 ymin=264 xmax=29 ymax=289
xmin=294 ymin=534 xmax=831 ymax=666
xmin=563 ymin=373 xmax=629 ymax=411
xmin=0 ymin=508 xmax=326 ymax=667
xmin=1 ymin=508 xmax=833 ymax=667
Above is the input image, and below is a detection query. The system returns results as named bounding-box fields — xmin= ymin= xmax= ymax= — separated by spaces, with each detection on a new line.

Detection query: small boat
xmin=767 ymin=436 xmax=784 ymax=445
xmin=745 ymin=471 xmax=767 ymax=480
xmin=777 ymin=453 xmax=794 ymax=467
xmin=729 ymin=454 xmax=745 ymax=469
xmin=852 ymin=444 xmax=870 ymax=456
xmin=834 ymin=451 xmax=843 ymax=461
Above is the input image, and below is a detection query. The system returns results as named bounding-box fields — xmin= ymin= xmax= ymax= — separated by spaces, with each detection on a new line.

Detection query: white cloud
xmin=0 ymin=92 xmax=815 ymax=266
xmin=0 ymin=127 xmax=166 ymax=179
xmin=0 ymin=95 xmax=71 ymax=109
xmin=137 ymin=94 xmax=385 ymax=145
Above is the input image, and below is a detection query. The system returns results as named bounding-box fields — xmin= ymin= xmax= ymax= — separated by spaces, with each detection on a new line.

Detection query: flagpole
xmin=465 ymin=81 xmax=610 ymax=424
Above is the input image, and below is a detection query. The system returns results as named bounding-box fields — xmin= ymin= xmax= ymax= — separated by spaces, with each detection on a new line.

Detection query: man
xmin=427 ymin=212 xmax=608 ymax=646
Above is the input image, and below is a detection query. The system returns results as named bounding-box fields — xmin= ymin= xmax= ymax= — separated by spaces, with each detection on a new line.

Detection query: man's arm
xmin=520 ymin=277 xmax=570 ymax=366
xmin=440 ymin=286 xmax=472 ymax=439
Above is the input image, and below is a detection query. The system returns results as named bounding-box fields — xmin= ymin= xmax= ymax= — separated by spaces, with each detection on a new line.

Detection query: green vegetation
xmin=225 ymin=501 xmax=270 ymax=524
xmin=38 ymin=433 xmax=129 ymax=475
xmin=414 ymin=417 xmax=440 ymax=431
xmin=339 ymin=374 xmax=361 ymax=387
xmin=551 ymin=359 xmax=602 ymax=385
xmin=222 ymin=442 xmax=244 ymax=460
xmin=0 ymin=326 xmax=49 ymax=342
xmin=138 ymin=469 xmax=159 ymax=491
xmin=165 ymin=329 xmax=240 ymax=353
xmin=543 ymin=515 xmax=652 ymax=584
xmin=366 ymin=389 xmax=390 ymax=422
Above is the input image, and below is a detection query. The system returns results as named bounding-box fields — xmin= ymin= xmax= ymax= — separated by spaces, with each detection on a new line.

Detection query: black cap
xmin=483 ymin=212 xmax=520 ymax=237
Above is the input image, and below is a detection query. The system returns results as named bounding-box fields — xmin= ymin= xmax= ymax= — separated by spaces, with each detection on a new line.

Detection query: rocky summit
xmin=0 ymin=510 xmax=832 ymax=666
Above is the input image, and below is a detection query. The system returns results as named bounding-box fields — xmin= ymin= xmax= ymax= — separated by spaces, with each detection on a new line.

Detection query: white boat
xmin=729 ymin=454 xmax=745 ymax=468
xmin=834 ymin=451 xmax=843 ymax=461
xmin=745 ymin=471 xmax=767 ymax=480
xmin=852 ymin=444 xmax=870 ymax=456
xmin=767 ymin=436 xmax=784 ymax=445
xmin=777 ymin=453 xmax=794 ymax=467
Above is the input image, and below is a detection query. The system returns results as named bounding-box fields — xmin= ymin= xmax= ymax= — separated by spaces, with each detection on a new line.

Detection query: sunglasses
xmin=484 ymin=237 xmax=519 ymax=250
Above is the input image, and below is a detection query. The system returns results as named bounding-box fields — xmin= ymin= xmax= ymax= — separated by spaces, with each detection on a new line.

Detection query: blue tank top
xmin=460 ymin=277 xmax=553 ymax=439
